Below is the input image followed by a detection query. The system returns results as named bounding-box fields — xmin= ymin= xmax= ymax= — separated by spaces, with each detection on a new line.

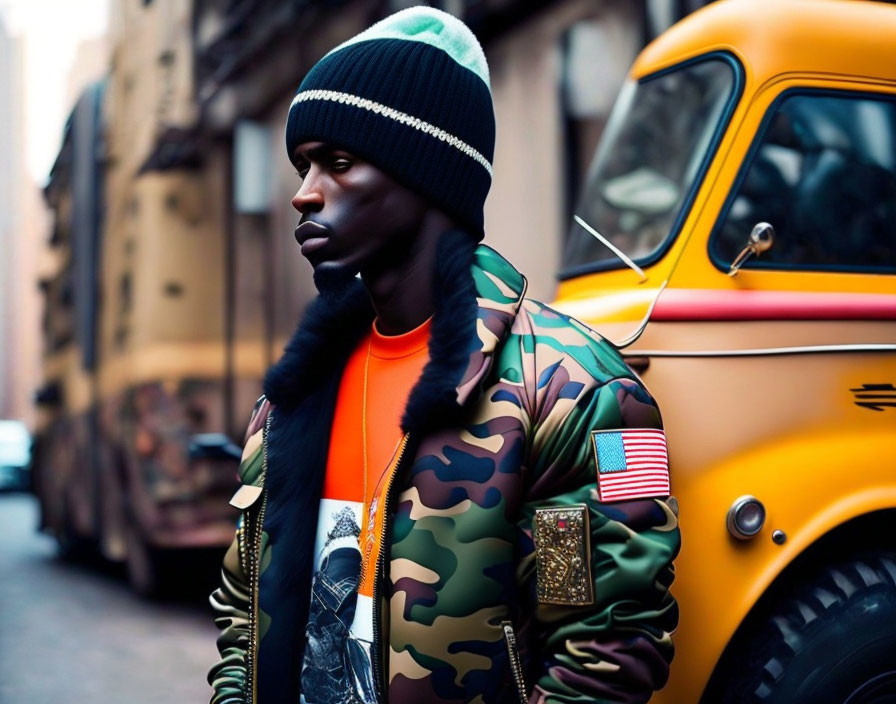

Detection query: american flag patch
xmin=591 ymin=428 xmax=670 ymax=502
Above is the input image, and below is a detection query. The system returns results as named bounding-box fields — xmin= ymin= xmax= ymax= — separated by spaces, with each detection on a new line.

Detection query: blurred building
xmin=0 ymin=19 xmax=107 ymax=432
xmin=0 ymin=16 xmax=27 ymax=422
xmin=32 ymin=0 xmax=239 ymax=588
xmin=64 ymin=37 xmax=111 ymax=124
xmin=14 ymin=164 xmax=47 ymax=431
xmin=33 ymin=37 xmax=109 ymax=433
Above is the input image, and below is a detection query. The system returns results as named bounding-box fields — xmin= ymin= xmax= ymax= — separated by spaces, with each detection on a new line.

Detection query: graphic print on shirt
xmin=300 ymin=498 xmax=376 ymax=704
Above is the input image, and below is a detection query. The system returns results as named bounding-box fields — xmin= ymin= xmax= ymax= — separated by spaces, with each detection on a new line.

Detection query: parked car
xmin=0 ymin=420 xmax=32 ymax=491
xmin=553 ymin=1 xmax=896 ymax=702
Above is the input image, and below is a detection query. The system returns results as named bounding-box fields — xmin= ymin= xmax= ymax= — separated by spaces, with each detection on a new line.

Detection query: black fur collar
xmin=263 ymin=231 xmax=525 ymax=434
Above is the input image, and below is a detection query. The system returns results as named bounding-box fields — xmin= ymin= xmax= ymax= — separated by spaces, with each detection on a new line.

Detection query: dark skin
xmin=291 ymin=141 xmax=457 ymax=335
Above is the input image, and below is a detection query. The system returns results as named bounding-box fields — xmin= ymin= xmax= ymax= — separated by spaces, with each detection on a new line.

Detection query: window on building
xmin=711 ymin=92 xmax=896 ymax=272
xmin=119 ymin=272 xmax=132 ymax=313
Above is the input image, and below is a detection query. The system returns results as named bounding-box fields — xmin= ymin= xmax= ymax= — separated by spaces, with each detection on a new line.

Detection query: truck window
xmin=711 ymin=91 xmax=896 ymax=272
xmin=561 ymin=54 xmax=739 ymax=277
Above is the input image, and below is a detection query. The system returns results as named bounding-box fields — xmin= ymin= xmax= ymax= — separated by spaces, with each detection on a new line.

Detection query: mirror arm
xmin=727 ymin=222 xmax=775 ymax=277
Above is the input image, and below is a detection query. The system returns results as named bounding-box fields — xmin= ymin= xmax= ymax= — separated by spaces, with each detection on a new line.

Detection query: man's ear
xmin=420 ymin=208 xmax=459 ymax=238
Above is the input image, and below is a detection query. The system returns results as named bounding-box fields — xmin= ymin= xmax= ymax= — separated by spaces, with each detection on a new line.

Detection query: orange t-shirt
xmin=324 ymin=316 xmax=431 ymax=597
xmin=300 ymin=316 xmax=431 ymax=701
xmin=323 ymin=316 xmax=431 ymax=505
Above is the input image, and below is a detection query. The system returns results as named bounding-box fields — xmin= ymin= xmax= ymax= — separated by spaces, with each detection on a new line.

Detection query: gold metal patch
xmin=533 ymin=505 xmax=594 ymax=606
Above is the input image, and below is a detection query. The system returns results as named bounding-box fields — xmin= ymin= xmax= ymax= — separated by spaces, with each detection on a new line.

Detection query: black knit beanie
xmin=285 ymin=7 xmax=495 ymax=239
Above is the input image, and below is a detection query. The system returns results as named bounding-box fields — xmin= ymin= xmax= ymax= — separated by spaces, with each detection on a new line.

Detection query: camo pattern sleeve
xmin=521 ymin=324 xmax=681 ymax=704
xmin=208 ymin=525 xmax=252 ymax=703
xmin=207 ymin=397 xmax=271 ymax=704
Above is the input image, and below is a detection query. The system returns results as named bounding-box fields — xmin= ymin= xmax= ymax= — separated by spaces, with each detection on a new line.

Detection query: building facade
xmin=0 ymin=16 xmax=27 ymax=422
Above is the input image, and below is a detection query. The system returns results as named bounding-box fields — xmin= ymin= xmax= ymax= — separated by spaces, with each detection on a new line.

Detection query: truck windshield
xmin=562 ymin=56 xmax=738 ymax=276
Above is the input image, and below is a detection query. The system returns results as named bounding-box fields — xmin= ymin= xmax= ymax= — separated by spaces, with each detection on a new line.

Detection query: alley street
xmin=0 ymin=493 xmax=221 ymax=703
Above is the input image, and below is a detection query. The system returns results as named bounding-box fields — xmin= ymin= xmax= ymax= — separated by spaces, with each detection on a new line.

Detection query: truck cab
xmin=553 ymin=1 xmax=896 ymax=701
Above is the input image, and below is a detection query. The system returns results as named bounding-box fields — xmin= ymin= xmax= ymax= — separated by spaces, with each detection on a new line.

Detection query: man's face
xmin=291 ymin=141 xmax=429 ymax=293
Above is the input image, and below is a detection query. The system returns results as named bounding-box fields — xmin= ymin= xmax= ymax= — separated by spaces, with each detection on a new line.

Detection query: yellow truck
xmin=553 ymin=1 xmax=896 ymax=701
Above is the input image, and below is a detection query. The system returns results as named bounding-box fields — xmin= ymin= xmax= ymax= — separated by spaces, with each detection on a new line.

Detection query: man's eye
xmin=332 ymin=158 xmax=352 ymax=172
xmin=296 ymin=167 xmax=309 ymax=179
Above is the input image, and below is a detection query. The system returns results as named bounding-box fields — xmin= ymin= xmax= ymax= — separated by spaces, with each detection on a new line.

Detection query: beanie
xmin=285 ymin=7 xmax=495 ymax=239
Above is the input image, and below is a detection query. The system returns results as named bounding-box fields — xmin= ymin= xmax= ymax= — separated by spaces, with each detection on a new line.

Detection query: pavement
xmin=0 ymin=493 xmax=222 ymax=704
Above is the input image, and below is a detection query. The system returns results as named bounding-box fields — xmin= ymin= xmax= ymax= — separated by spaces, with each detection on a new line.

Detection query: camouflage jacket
xmin=208 ymin=240 xmax=680 ymax=704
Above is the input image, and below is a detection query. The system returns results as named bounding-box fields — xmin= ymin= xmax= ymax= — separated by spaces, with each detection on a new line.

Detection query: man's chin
xmin=312 ymin=263 xmax=359 ymax=299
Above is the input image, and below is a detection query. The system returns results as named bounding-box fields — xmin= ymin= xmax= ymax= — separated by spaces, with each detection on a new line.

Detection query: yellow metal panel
xmin=653 ymin=426 xmax=896 ymax=703
xmin=634 ymin=0 xmax=896 ymax=84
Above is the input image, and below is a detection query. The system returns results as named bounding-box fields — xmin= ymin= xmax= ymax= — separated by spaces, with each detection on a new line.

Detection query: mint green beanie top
xmin=285 ymin=7 xmax=495 ymax=239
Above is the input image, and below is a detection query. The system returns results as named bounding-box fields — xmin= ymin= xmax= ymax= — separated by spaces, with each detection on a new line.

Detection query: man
xmin=209 ymin=7 xmax=680 ymax=704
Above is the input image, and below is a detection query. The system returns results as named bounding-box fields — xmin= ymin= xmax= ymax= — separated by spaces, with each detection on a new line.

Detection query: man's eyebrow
xmin=293 ymin=144 xmax=337 ymax=162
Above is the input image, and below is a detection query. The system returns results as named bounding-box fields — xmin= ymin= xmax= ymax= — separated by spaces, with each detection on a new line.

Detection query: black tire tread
xmin=726 ymin=551 xmax=896 ymax=703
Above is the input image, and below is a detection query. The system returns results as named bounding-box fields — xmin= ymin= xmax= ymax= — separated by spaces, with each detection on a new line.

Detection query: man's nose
xmin=291 ymin=172 xmax=324 ymax=214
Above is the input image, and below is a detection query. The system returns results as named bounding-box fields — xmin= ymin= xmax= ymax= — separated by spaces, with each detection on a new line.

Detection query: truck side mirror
xmin=727 ymin=222 xmax=775 ymax=276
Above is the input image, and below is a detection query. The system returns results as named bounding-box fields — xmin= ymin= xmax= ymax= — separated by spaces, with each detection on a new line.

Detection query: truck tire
xmin=721 ymin=552 xmax=896 ymax=704
xmin=124 ymin=518 xmax=164 ymax=598
xmin=57 ymin=492 xmax=91 ymax=561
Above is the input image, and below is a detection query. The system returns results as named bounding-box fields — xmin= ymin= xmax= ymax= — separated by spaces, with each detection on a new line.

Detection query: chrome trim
xmin=614 ymin=279 xmax=669 ymax=349
xmin=726 ymin=495 xmax=765 ymax=540
xmin=573 ymin=215 xmax=647 ymax=282
xmin=625 ymin=343 xmax=896 ymax=358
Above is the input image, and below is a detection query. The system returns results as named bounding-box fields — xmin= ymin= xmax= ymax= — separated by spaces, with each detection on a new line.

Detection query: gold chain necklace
xmin=359 ymin=332 xmax=403 ymax=587
xmin=362 ymin=334 xmax=403 ymax=505
xmin=358 ymin=336 xmax=374 ymax=588
xmin=362 ymin=336 xmax=373 ymax=514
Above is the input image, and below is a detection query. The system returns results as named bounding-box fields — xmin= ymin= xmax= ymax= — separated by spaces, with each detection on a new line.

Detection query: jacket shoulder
xmin=512 ymin=297 xmax=635 ymax=386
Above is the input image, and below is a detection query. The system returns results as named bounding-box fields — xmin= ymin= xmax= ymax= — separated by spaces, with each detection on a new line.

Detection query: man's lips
xmin=294 ymin=221 xmax=330 ymax=257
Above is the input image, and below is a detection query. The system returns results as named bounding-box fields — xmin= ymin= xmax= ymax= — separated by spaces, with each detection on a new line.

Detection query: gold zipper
xmin=245 ymin=411 xmax=272 ymax=704
xmin=236 ymin=519 xmax=247 ymax=576
xmin=502 ymin=620 xmax=528 ymax=704
xmin=371 ymin=432 xmax=411 ymax=702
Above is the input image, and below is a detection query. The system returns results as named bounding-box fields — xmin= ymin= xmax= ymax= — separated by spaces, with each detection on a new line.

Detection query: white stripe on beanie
xmin=290 ymin=89 xmax=493 ymax=177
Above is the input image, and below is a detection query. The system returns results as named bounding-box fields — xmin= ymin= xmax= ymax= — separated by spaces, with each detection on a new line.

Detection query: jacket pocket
xmin=501 ymin=620 xmax=528 ymax=704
